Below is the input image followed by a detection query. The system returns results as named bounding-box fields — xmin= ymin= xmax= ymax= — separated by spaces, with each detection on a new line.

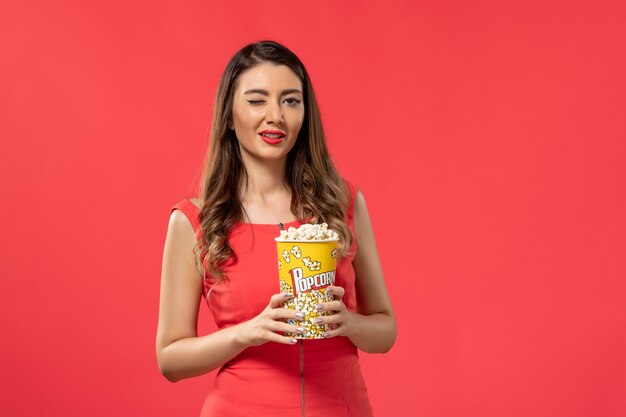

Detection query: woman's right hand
xmin=235 ymin=292 xmax=305 ymax=347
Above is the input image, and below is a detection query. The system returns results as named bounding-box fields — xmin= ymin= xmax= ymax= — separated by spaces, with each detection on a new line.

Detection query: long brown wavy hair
xmin=194 ymin=39 xmax=353 ymax=281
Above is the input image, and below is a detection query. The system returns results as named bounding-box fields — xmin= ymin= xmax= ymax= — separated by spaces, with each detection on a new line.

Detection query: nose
xmin=265 ymin=100 xmax=284 ymax=124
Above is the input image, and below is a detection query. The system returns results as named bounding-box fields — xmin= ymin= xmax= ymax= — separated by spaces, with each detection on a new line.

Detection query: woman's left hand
xmin=315 ymin=286 xmax=356 ymax=338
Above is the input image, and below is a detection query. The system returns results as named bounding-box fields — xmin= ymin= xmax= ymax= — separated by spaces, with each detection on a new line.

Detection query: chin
xmin=246 ymin=149 xmax=287 ymax=160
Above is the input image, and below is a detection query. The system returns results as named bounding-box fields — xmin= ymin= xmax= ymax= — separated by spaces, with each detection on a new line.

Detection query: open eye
xmin=285 ymin=98 xmax=301 ymax=106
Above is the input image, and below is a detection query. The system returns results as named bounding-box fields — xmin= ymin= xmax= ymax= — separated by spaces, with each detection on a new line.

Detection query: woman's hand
xmin=235 ymin=292 xmax=305 ymax=348
xmin=315 ymin=286 xmax=356 ymax=338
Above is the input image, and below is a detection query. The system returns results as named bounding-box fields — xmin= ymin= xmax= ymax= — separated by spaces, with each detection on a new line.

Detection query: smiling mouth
xmin=260 ymin=133 xmax=285 ymax=139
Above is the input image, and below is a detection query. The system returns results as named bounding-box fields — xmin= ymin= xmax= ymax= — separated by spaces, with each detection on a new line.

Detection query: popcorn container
xmin=275 ymin=237 xmax=339 ymax=339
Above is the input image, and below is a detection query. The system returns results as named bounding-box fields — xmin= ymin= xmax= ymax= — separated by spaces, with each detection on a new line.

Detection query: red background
xmin=1 ymin=1 xmax=625 ymax=416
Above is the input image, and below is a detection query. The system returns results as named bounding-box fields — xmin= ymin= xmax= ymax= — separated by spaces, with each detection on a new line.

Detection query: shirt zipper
xmin=300 ymin=339 xmax=305 ymax=417
xmin=278 ymin=222 xmax=305 ymax=417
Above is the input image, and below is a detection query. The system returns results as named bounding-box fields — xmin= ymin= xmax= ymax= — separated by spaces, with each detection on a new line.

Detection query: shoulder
xmin=170 ymin=197 xmax=202 ymax=235
xmin=163 ymin=210 xmax=200 ymax=274
xmin=353 ymin=188 xmax=367 ymax=220
xmin=163 ymin=209 xmax=204 ymax=292
xmin=352 ymin=186 xmax=372 ymax=241
xmin=168 ymin=209 xmax=196 ymax=237
xmin=188 ymin=197 xmax=201 ymax=209
xmin=171 ymin=197 xmax=201 ymax=213
xmin=354 ymin=188 xmax=365 ymax=206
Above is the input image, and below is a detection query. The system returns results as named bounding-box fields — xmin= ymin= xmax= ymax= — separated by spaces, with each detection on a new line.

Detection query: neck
xmin=239 ymin=153 xmax=289 ymax=202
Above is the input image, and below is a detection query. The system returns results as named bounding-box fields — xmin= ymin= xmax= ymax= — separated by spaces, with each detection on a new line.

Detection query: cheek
xmin=295 ymin=110 xmax=305 ymax=127
xmin=234 ymin=108 xmax=262 ymax=129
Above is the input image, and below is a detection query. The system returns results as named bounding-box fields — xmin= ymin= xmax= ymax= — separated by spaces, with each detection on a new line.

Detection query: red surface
xmin=1 ymin=1 xmax=625 ymax=416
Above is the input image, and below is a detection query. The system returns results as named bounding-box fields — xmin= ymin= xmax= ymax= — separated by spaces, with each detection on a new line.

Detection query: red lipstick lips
xmin=259 ymin=130 xmax=285 ymax=145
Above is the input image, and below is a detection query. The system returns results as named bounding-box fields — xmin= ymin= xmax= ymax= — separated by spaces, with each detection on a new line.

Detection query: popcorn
xmin=276 ymin=223 xmax=339 ymax=242
xmin=275 ymin=223 xmax=340 ymax=339
xmin=280 ymin=283 xmax=334 ymax=339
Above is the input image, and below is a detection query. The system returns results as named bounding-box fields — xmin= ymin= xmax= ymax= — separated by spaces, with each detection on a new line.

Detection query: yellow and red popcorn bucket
xmin=275 ymin=238 xmax=339 ymax=339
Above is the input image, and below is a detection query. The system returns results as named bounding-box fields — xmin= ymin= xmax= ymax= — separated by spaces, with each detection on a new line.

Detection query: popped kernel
xmin=276 ymin=223 xmax=339 ymax=242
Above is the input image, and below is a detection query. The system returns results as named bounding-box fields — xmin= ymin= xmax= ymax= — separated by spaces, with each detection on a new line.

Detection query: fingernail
xmin=315 ymin=304 xmax=323 ymax=311
xmin=295 ymin=312 xmax=304 ymax=319
xmin=283 ymin=292 xmax=292 ymax=298
xmin=291 ymin=338 xmax=297 ymax=344
xmin=297 ymin=327 xmax=304 ymax=334
xmin=315 ymin=317 xmax=323 ymax=324
xmin=323 ymin=332 xmax=330 ymax=338
xmin=326 ymin=287 xmax=333 ymax=294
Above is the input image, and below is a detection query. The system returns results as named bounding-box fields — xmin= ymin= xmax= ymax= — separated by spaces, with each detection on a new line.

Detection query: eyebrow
xmin=243 ymin=88 xmax=303 ymax=96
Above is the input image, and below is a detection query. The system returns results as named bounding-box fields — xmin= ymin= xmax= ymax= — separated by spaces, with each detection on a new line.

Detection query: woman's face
xmin=229 ymin=62 xmax=305 ymax=163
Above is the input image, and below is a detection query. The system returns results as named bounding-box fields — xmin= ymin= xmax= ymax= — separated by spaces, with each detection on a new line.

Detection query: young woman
xmin=156 ymin=39 xmax=396 ymax=417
